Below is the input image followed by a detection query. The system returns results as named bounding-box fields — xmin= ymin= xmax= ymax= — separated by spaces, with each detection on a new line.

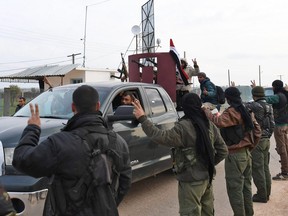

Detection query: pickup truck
xmin=0 ymin=81 xmax=182 ymax=215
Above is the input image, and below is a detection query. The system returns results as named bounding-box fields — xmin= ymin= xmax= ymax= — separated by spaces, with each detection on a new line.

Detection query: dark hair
xmin=180 ymin=59 xmax=188 ymax=68
xmin=197 ymin=72 xmax=206 ymax=78
xmin=122 ymin=91 xmax=134 ymax=97
xmin=19 ymin=96 xmax=26 ymax=101
xmin=72 ymin=85 xmax=99 ymax=113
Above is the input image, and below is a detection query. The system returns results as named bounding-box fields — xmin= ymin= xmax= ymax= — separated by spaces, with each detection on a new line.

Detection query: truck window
xmin=145 ymin=88 xmax=166 ymax=116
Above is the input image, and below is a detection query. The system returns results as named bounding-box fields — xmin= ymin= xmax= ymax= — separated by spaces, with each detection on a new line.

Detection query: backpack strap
xmin=71 ymin=126 xmax=120 ymax=200
xmin=257 ymin=101 xmax=274 ymax=137
xmin=74 ymin=126 xmax=119 ymax=161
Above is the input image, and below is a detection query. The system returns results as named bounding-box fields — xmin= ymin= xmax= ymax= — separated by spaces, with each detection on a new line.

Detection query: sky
xmin=0 ymin=0 xmax=287 ymax=89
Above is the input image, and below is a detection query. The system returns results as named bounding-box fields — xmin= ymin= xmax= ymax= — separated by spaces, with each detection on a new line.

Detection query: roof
xmin=0 ymin=64 xmax=79 ymax=81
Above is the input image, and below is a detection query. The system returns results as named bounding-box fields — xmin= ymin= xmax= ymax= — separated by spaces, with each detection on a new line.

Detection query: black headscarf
xmin=182 ymin=93 xmax=215 ymax=183
xmin=272 ymin=80 xmax=288 ymax=99
xmin=272 ymin=80 xmax=283 ymax=94
xmin=224 ymin=87 xmax=254 ymax=131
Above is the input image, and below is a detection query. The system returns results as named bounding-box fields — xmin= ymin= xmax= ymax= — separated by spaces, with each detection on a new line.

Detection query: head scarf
xmin=224 ymin=87 xmax=254 ymax=131
xmin=272 ymin=80 xmax=283 ymax=94
xmin=182 ymin=93 xmax=214 ymax=183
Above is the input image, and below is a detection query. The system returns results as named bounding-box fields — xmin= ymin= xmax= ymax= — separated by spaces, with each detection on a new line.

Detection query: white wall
xmin=44 ymin=68 xmax=121 ymax=90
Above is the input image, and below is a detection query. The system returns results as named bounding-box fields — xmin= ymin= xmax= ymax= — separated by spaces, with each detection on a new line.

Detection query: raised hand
xmin=28 ymin=104 xmax=41 ymax=127
xmin=132 ymin=99 xmax=145 ymax=119
xmin=250 ymin=80 xmax=256 ymax=88
xmin=192 ymin=58 xmax=197 ymax=66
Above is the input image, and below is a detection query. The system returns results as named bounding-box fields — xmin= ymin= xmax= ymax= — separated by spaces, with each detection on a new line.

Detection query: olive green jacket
xmin=139 ymin=115 xmax=228 ymax=181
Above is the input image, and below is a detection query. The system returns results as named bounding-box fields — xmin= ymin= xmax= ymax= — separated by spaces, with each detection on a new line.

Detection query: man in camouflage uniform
xmin=265 ymin=80 xmax=288 ymax=180
xmin=133 ymin=93 xmax=228 ymax=216
xmin=204 ymin=87 xmax=261 ymax=216
xmin=246 ymin=86 xmax=275 ymax=203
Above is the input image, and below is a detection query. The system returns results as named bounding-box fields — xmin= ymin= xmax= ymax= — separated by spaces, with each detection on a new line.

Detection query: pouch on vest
xmin=172 ymin=147 xmax=209 ymax=182
xmin=172 ymin=147 xmax=196 ymax=174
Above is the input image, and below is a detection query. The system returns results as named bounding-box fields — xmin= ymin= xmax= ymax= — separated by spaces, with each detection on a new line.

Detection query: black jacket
xmin=13 ymin=112 xmax=132 ymax=216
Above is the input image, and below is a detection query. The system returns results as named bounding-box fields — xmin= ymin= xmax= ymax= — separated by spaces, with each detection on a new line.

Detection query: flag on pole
xmin=169 ymin=39 xmax=189 ymax=86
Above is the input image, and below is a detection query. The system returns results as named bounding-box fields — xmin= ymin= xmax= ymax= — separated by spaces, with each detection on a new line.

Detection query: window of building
xmin=71 ymin=79 xmax=83 ymax=84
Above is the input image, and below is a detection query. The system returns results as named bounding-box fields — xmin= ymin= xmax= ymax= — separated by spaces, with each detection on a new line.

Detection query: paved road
xmin=118 ymin=136 xmax=288 ymax=216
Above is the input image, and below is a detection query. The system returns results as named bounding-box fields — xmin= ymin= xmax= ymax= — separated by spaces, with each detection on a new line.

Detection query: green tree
xmin=9 ymin=85 xmax=21 ymax=107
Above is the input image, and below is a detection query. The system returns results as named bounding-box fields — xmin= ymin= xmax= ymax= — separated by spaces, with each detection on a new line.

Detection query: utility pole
xmin=67 ymin=53 xmax=81 ymax=64
xmin=259 ymin=65 xmax=262 ymax=86
xmin=82 ymin=5 xmax=88 ymax=67
xmin=278 ymin=74 xmax=283 ymax=80
xmin=228 ymin=69 xmax=231 ymax=86
xmin=82 ymin=1 xmax=110 ymax=67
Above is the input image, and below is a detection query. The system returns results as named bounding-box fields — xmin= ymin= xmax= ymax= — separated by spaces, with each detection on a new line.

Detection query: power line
xmin=0 ymin=56 xmax=68 ymax=65
xmin=0 ymin=57 xmax=82 ymax=73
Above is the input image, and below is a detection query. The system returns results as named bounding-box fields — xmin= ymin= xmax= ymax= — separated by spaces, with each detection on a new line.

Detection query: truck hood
xmin=0 ymin=116 xmax=68 ymax=148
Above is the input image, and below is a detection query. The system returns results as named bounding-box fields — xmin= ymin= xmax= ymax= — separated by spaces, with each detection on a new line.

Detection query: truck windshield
xmin=14 ymin=86 xmax=109 ymax=119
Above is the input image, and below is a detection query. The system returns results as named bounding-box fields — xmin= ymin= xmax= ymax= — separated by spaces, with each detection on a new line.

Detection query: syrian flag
xmin=169 ymin=39 xmax=189 ymax=86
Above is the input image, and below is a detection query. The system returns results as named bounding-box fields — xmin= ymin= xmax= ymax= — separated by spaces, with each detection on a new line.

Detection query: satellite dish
xmin=156 ymin=38 xmax=161 ymax=46
xmin=131 ymin=25 xmax=141 ymax=35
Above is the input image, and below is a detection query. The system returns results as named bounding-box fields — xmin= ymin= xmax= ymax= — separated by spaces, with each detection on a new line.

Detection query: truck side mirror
xmin=107 ymin=105 xmax=136 ymax=122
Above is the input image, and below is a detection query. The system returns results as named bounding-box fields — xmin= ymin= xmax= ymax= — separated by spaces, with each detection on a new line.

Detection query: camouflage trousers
xmin=225 ymin=148 xmax=253 ymax=216
xmin=274 ymin=125 xmax=288 ymax=173
xmin=178 ymin=179 xmax=214 ymax=216
xmin=251 ymin=138 xmax=271 ymax=200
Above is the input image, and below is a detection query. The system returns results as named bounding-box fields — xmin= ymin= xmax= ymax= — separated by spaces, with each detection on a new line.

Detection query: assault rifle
xmin=146 ymin=58 xmax=157 ymax=67
xmin=131 ymin=59 xmax=145 ymax=68
xmin=110 ymin=53 xmax=128 ymax=82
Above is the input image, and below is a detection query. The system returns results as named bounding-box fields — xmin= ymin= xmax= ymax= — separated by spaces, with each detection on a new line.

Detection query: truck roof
xmin=52 ymin=81 xmax=161 ymax=90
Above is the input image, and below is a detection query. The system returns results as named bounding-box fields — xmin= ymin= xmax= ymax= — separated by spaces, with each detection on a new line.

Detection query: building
xmin=0 ymin=64 xmax=120 ymax=92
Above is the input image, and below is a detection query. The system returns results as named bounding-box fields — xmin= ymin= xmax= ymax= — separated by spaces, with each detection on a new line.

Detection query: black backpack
xmin=47 ymin=126 xmax=121 ymax=215
xmin=256 ymin=101 xmax=274 ymax=137
xmin=216 ymin=86 xmax=225 ymax=104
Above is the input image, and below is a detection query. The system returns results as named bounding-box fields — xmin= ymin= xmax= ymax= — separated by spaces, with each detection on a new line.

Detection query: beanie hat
xmin=224 ymin=87 xmax=241 ymax=101
xmin=197 ymin=72 xmax=206 ymax=78
xmin=272 ymin=80 xmax=283 ymax=88
xmin=252 ymin=86 xmax=265 ymax=97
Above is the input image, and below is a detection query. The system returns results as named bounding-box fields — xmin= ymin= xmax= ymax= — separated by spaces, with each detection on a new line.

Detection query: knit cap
xmin=252 ymin=86 xmax=265 ymax=97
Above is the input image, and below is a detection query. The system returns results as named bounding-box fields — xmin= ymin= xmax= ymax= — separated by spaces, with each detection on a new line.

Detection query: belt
xmin=228 ymin=147 xmax=248 ymax=154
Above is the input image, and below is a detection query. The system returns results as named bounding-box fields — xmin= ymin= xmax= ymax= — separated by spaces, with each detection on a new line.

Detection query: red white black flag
xmin=169 ymin=39 xmax=189 ymax=86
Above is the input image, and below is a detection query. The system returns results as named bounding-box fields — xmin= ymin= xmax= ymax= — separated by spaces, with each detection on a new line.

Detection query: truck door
xmin=104 ymin=88 xmax=156 ymax=182
xmin=143 ymin=87 xmax=176 ymax=175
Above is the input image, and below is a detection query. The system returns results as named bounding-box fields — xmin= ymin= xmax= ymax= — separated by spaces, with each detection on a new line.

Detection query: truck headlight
xmin=4 ymin=147 xmax=15 ymax=166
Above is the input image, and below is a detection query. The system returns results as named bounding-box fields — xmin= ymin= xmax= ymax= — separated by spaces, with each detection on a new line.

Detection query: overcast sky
xmin=0 ymin=0 xmax=287 ymax=89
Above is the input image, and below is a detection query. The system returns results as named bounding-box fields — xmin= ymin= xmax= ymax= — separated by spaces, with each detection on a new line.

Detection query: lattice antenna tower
xmin=141 ymin=0 xmax=155 ymax=53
